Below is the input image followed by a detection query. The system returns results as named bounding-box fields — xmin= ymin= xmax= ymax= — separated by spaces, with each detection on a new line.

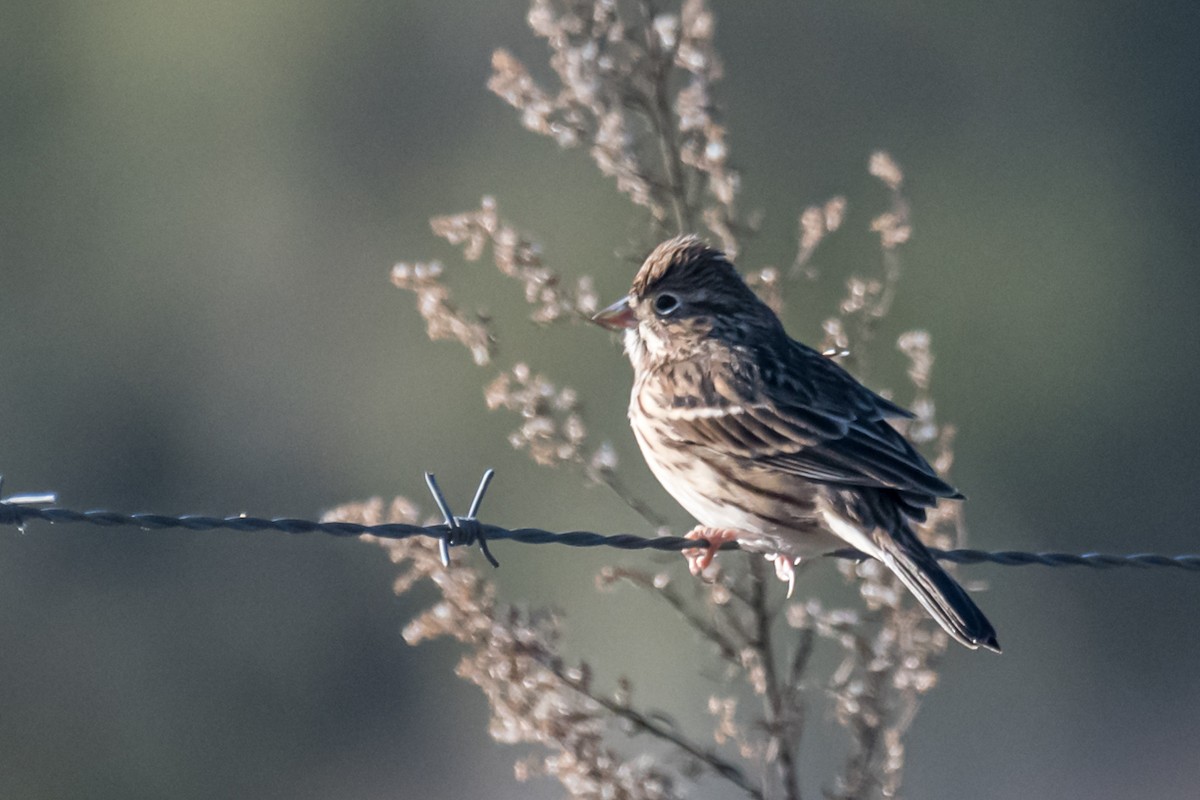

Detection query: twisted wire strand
xmin=2 ymin=497 xmax=1199 ymax=571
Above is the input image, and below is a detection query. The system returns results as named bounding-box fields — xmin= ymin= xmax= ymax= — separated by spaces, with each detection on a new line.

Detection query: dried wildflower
xmin=488 ymin=0 xmax=744 ymax=251
xmin=432 ymin=197 xmax=599 ymax=325
xmin=707 ymin=696 xmax=739 ymax=744
xmin=871 ymin=211 xmax=912 ymax=250
xmin=485 ymin=363 xmax=590 ymax=467
xmin=387 ymin=4 xmax=983 ymax=799
xmin=932 ymin=423 xmax=959 ymax=480
xmin=792 ymin=195 xmax=847 ymax=279
xmin=390 ymin=261 xmax=494 ymax=366
xmin=869 ymin=152 xmax=912 ymax=251
xmin=898 ymin=330 xmax=939 ymax=443
xmin=588 ymin=440 xmax=619 ymax=473
xmin=813 ymin=323 xmax=962 ymax=799
xmin=868 ymin=150 xmax=904 ymax=192
xmin=489 ymin=49 xmax=582 ymax=147
xmin=408 ymin=193 xmax=661 ymax=525
xmin=815 ymin=151 xmax=912 ymax=377
xmin=484 ymin=361 xmax=665 ymax=525
xmin=897 ymin=330 xmax=933 ymax=392
xmin=325 ymin=498 xmax=692 ymax=800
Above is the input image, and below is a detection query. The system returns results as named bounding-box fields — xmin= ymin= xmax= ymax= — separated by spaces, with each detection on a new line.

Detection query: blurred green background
xmin=2 ymin=1 xmax=1198 ymax=798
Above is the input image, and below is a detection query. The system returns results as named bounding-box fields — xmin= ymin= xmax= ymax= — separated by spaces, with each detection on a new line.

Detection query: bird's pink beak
xmin=591 ymin=296 xmax=637 ymax=330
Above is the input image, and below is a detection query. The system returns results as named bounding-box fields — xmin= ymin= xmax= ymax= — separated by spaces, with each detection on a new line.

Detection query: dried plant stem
xmin=391 ymin=4 xmax=959 ymax=798
xmin=651 ymin=84 xmax=691 ymax=235
xmin=835 ymin=634 xmax=888 ymax=799
xmin=641 ymin=1 xmax=692 ymax=234
xmin=591 ymin=469 xmax=670 ymax=528
xmin=748 ymin=558 xmax=802 ymax=800
xmin=552 ymin=662 xmax=764 ymax=800
xmin=602 ymin=567 xmax=746 ymax=667
xmin=786 ymin=624 xmax=816 ymax=693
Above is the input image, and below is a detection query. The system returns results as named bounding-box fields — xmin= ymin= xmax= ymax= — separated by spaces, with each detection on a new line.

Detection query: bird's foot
xmin=767 ymin=553 xmax=803 ymax=598
xmin=683 ymin=526 xmax=741 ymax=576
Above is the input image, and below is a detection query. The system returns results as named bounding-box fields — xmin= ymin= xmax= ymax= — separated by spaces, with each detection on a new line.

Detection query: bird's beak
xmin=591 ymin=296 xmax=637 ymax=330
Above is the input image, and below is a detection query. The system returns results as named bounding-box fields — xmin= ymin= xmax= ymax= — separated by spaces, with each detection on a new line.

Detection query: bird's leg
xmin=683 ymin=526 xmax=742 ymax=576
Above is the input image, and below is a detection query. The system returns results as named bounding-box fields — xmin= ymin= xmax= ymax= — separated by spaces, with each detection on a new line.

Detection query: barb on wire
xmin=2 ymin=472 xmax=1200 ymax=571
xmin=425 ymin=469 xmax=499 ymax=568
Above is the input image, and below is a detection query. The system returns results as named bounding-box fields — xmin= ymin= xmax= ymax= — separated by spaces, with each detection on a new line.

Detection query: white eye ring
xmin=653 ymin=292 xmax=680 ymax=316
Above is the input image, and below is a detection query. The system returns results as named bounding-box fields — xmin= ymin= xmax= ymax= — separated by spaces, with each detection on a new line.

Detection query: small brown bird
xmin=593 ymin=235 xmax=999 ymax=652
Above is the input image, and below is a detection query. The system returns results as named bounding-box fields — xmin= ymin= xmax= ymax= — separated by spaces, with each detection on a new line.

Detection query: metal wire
xmin=1 ymin=472 xmax=1199 ymax=571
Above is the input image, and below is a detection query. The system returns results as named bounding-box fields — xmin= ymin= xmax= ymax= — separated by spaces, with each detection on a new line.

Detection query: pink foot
xmin=683 ymin=526 xmax=742 ymax=576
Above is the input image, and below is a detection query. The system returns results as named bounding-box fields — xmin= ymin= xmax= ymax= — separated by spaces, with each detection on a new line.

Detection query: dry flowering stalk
xmin=324 ymin=498 xmax=723 ymax=800
xmin=896 ymin=330 xmax=938 ymax=445
xmin=596 ymin=557 xmax=810 ymax=800
xmin=791 ymin=196 xmax=848 ymax=280
xmin=432 ymin=196 xmax=600 ymax=325
xmin=806 ymin=329 xmax=961 ymax=798
xmin=819 ymin=151 xmax=910 ymax=374
xmin=485 ymin=363 xmax=588 ymax=466
xmin=484 ymin=362 xmax=664 ymax=525
xmin=488 ymin=0 xmax=745 ymax=255
xmin=393 ymin=193 xmax=661 ymax=524
xmin=389 ymin=261 xmax=495 ymax=366
xmin=384 ymin=2 xmax=979 ymax=798
xmin=797 ymin=155 xmax=965 ymax=796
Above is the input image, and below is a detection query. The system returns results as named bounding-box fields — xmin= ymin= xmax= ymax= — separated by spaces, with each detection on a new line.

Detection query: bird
xmin=592 ymin=235 xmax=999 ymax=652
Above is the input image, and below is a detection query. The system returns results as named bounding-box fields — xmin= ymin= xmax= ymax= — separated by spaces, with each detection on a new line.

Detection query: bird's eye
xmin=653 ymin=292 xmax=681 ymax=316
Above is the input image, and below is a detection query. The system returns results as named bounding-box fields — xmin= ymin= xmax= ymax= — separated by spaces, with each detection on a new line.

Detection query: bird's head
xmin=592 ymin=235 xmax=778 ymax=368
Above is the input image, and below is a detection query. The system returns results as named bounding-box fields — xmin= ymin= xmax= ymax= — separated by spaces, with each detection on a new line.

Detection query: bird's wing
xmin=649 ymin=340 xmax=959 ymax=500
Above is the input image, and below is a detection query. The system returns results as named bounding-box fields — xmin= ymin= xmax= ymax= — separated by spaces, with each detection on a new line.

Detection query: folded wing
xmin=649 ymin=339 xmax=960 ymax=506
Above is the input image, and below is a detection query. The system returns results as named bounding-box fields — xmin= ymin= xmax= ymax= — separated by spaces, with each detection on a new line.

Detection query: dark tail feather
xmin=876 ymin=523 xmax=1001 ymax=653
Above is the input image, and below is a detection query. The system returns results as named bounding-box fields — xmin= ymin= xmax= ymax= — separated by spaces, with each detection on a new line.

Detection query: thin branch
xmin=547 ymin=658 xmax=764 ymax=800
xmin=600 ymin=566 xmax=748 ymax=667
xmin=748 ymin=558 xmax=802 ymax=800
xmin=590 ymin=467 xmax=671 ymax=528
xmin=640 ymin=0 xmax=693 ymax=234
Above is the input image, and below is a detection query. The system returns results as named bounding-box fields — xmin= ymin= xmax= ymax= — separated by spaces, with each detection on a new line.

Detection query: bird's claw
xmin=683 ymin=526 xmax=740 ymax=577
xmin=769 ymin=553 xmax=802 ymax=598
xmin=683 ymin=528 xmax=801 ymax=598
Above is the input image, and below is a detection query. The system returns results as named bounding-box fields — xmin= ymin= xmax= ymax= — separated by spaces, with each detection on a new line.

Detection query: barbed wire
xmin=2 ymin=472 xmax=1198 ymax=572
